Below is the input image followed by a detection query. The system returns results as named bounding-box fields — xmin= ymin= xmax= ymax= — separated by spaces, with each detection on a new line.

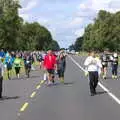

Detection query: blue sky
xmin=19 ymin=0 xmax=120 ymax=48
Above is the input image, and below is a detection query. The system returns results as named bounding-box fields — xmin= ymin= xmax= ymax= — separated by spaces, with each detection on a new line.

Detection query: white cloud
xmin=20 ymin=0 xmax=25 ymax=2
xmin=91 ymin=0 xmax=111 ymax=11
xmin=109 ymin=0 xmax=120 ymax=9
xmin=70 ymin=17 xmax=83 ymax=26
xmin=37 ymin=18 xmax=50 ymax=26
xmin=20 ymin=0 xmax=38 ymax=13
xmin=78 ymin=0 xmax=120 ymax=14
xmin=47 ymin=27 xmax=57 ymax=39
xmin=65 ymin=36 xmax=74 ymax=39
xmin=19 ymin=13 xmax=30 ymax=21
xmin=79 ymin=3 xmax=87 ymax=10
xmin=76 ymin=0 xmax=120 ymax=26
xmin=75 ymin=29 xmax=84 ymax=37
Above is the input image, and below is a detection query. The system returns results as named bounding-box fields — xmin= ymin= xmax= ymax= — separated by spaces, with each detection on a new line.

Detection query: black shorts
xmin=15 ymin=67 xmax=20 ymax=74
xmin=47 ymin=69 xmax=54 ymax=75
xmin=7 ymin=66 xmax=12 ymax=71
xmin=102 ymin=62 xmax=108 ymax=68
xmin=57 ymin=70 xmax=64 ymax=78
xmin=102 ymin=64 xmax=108 ymax=68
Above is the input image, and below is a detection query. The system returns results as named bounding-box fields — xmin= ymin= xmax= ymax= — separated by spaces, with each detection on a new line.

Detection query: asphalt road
xmin=1 ymin=55 xmax=120 ymax=120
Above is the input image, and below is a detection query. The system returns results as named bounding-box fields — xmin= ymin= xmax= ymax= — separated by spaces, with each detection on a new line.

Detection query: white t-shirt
xmin=84 ymin=56 xmax=102 ymax=72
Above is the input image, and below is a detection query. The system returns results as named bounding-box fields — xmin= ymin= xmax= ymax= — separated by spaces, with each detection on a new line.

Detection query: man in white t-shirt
xmin=84 ymin=51 xmax=102 ymax=96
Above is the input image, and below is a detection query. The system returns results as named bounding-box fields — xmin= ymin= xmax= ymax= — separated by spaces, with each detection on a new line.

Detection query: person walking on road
xmin=0 ymin=58 xmax=5 ymax=99
xmin=100 ymin=51 xmax=109 ymax=79
xmin=37 ymin=52 xmax=43 ymax=69
xmin=5 ymin=52 xmax=14 ymax=80
xmin=24 ymin=53 xmax=32 ymax=78
xmin=43 ymin=50 xmax=57 ymax=85
xmin=110 ymin=52 xmax=119 ymax=79
xmin=57 ymin=51 xmax=66 ymax=83
xmin=84 ymin=51 xmax=102 ymax=96
xmin=14 ymin=55 xmax=22 ymax=79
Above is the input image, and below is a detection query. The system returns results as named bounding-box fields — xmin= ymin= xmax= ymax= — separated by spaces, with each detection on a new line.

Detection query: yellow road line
xmin=40 ymin=80 xmax=44 ymax=84
xmin=36 ymin=85 xmax=41 ymax=89
xmin=20 ymin=102 xmax=29 ymax=112
xmin=30 ymin=92 xmax=36 ymax=98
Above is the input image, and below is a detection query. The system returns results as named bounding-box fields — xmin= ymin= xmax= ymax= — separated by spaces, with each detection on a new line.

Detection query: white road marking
xmin=70 ymin=56 xmax=120 ymax=105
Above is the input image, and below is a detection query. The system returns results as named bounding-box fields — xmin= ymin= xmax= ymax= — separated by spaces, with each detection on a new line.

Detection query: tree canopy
xmin=0 ymin=0 xmax=60 ymax=51
xmin=73 ymin=10 xmax=120 ymax=52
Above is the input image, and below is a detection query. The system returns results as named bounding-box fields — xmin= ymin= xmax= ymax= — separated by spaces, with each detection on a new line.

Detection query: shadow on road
xmin=28 ymin=75 xmax=40 ymax=79
xmin=0 ymin=96 xmax=20 ymax=101
xmin=50 ymin=81 xmax=75 ymax=87
xmin=96 ymin=91 xmax=107 ymax=95
xmin=64 ymin=82 xmax=75 ymax=85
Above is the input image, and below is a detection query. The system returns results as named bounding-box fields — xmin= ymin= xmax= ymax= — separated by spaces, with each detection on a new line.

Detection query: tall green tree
xmin=0 ymin=0 xmax=59 ymax=51
xmin=47 ymin=40 xmax=60 ymax=51
xmin=19 ymin=22 xmax=54 ymax=50
xmin=82 ymin=10 xmax=120 ymax=51
xmin=74 ymin=37 xmax=83 ymax=51
xmin=0 ymin=0 xmax=22 ymax=50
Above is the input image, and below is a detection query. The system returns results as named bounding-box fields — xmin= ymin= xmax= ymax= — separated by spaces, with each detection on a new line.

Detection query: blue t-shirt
xmin=0 ymin=52 xmax=5 ymax=58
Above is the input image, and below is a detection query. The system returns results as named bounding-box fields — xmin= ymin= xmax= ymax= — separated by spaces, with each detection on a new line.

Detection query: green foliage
xmin=68 ymin=44 xmax=75 ymax=51
xmin=74 ymin=37 xmax=83 ymax=51
xmin=0 ymin=0 xmax=59 ymax=51
xmin=47 ymin=40 xmax=60 ymax=51
xmin=75 ymin=10 xmax=120 ymax=52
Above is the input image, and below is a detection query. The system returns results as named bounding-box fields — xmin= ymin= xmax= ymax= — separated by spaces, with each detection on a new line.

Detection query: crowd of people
xmin=0 ymin=48 xmax=118 ymax=98
xmin=84 ymin=50 xmax=119 ymax=96
xmin=0 ymin=49 xmax=67 ymax=99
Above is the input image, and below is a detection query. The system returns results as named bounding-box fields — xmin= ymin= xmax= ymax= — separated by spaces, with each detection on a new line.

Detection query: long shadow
xmin=102 ymin=76 xmax=120 ymax=80
xmin=64 ymin=81 xmax=75 ymax=85
xmin=96 ymin=91 xmax=107 ymax=95
xmin=11 ymin=75 xmax=41 ymax=81
xmin=0 ymin=96 xmax=20 ymax=101
xmin=49 ymin=81 xmax=75 ymax=87
xmin=29 ymin=75 xmax=40 ymax=79
xmin=11 ymin=77 xmax=23 ymax=81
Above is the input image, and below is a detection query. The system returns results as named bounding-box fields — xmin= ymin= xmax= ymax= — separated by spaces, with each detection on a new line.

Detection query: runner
xmin=84 ymin=51 xmax=102 ymax=96
xmin=111 ymin=52 xmax=118 ymax=79
xmin=100 ymin=51 xmax=109 ymax=79
xmin=57 ymin=51 xmax=66 ymax=83
xmin=0 ymin=58 xmax=4 ymax=99
xmin=14 ymin=55 xmax=22 ymax=79
xmin=43 ymin=50 xmax=57 ymax=85
xmin=24 ymin=53 xmax=32 ymax=78
xmin=5 ymin=53 xmax=14 ymax=80
xmin=30 ymin=53 xmax=35 ymax=71
xmin=37 ymin=52 xmax=43 ymax=69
